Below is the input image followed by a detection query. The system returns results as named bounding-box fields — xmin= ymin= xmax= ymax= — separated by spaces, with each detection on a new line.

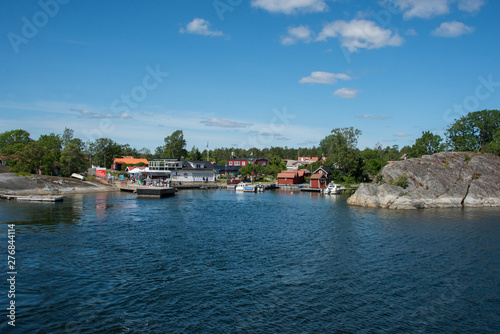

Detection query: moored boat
xmin=325 ymin=182 xmax=342 ymax=195
xmin=235 ymin=182 xmax=256 ymax=192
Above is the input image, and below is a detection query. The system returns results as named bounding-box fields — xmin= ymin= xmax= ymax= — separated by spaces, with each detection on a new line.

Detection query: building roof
xmin=113 ymin=157 xmax=149 ymax=165
xmin=313 ymin=166 xmax=332 ymax=174
xmin=298 ymin=157 xmax=319 ymax=162
xmin=181 ymin=161 xmax=215 ymax=171
xmin=297 ymin=169 xmax=310 ymax=177
xmin=277 ymin=171 xmax=298 ymax=178
xmin=228 ymin=158 xmax=268 ymax=161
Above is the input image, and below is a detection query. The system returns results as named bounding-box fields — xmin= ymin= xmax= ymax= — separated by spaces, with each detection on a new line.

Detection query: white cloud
xmin=316 ymin=19 xmax=404 ymax=52
xmin=432 ymin=21 xmax=475 ymax=37
xmin=394 ymin=132 xmax=409 ymax=137
xmin=299 ymin=72 xmax=351 ymax=84
xmin=389 ymin=0 xmax=449 ymax=19
xmin=405 ymin=29 xmax=418 ymax=36
xmin=180 ymin=18 xmax=223 ymax=37
xmin=383 ymin=0 xmax=484 ymax=19
xmin=355 ymin=114 xmax=390 ymax=120
xmin=281 ymin=25 xmax=313 ymax=45
xmin=72 ymin=108 xmax=132 ymax=119
xmin=200 ymin=118 xmax=253 ymax=129
xmin=457 ymin=0 xmax=485 ymax=12
xmin=333 ymin=88 xmax=359 ymax=99
xmin=251 ymin=0 xmax=328 ymax=14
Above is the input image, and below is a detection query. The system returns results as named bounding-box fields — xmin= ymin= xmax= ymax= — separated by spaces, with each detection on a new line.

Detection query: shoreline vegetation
xmin=0 ymin=110 xmax=499 ymax=205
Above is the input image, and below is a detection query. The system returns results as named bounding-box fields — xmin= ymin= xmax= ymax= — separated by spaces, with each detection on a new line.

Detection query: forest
xmin=1 ymin=110 xmax=498 ymax=184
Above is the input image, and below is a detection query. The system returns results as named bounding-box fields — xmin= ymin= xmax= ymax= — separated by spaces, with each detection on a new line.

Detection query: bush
xmin=390 ymin=173 xmax=408 ymax=188
xmin=461 ymin=153 xmax=471 ymax=163
xmin=16 ymin=171 xmax=33 ymax=177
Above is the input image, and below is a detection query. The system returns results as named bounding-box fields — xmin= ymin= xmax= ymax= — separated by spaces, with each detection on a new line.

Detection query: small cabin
xmin=310 ymin=174 xmax=328 ymax=188
xmin=277 ymin=171 xmax=300 ymax=185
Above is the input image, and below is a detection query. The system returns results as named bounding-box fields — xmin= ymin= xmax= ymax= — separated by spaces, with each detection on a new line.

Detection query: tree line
xmin=0 ymin=109 xmax=498 ymax=181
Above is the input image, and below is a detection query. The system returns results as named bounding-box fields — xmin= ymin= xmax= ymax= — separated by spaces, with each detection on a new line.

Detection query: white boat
xmin=235 ymin=182 xmax=256 ymax=192
xmin=70 ymin=173 xmax=86 ymax=181
xmin=325 ymin=182 xmax=342 ymax=195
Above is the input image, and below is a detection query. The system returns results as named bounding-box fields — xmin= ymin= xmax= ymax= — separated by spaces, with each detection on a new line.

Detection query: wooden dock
xmin=135 ymin=187 xmax=176 ymax=198
xmin=0 ymin=194 xmax=66 ymax=202
xmin=300 ymin=187 xmax=322 ymax=193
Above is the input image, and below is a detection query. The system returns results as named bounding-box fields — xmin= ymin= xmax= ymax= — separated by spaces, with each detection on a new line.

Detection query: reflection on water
xmin=0 ymin=190 xmax=498 ymax=333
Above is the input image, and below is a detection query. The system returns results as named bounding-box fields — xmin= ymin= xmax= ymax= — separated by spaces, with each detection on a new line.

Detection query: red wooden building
xmin=310 ymin=166 xmax=332 ymax=188
xmin=227 ymin=158 xmax=268 ymax=168
xmin=310 ymin=174 xmax=328 ymax=188
xmin=277 ymin=171 xmax=300 ymax=185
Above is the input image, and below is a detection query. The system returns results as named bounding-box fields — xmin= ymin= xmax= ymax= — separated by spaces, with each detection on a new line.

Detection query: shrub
xmin=16 ymin=171 xmax=32 ymax=177
xmin=390 ymin=172 xmax=408 ymax=188
xmin=461 ymin=153 xmax=471 ymax=163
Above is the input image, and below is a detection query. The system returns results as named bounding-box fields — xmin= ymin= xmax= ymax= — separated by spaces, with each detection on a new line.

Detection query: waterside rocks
xmin=347 ymin=152 xmax=500 ymax=209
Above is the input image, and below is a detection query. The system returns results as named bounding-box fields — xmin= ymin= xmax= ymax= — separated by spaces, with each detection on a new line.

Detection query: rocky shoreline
xmin=0 ymin=173 xmax=117 ymax=196
xmin=348 ymin=152 xmax=500 ymax=209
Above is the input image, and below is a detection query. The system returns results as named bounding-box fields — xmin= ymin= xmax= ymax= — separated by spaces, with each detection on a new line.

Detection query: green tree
xmin=446 ymin=109 xmax=500 ymax=152
xmin=89 ymin=138 xmax=122 ymax=168
xmin=38 ymin=133 xmax=63 ymax=168
xmin=409 ymin=131 xmax=444 ymax=157
xmin=262 ymin=156 xmax=286 ymax=178
xmin=0 ymin=129 xmax=32 ymax=155
xmin=11 ymin=141 xmax=50 ymax=174
xmin=188 ymin=146 xmax=202 ymax=161
xmin=320 ymin=127 xmax=362 ymax=177
xmin=60 ymin=138 xmax=87 ymax=176
xmin=485 ymin=128 xmax=500 ymax=155
xmin=239 ymin=163 xmax=255 ymax=177
xmin=157 ymin=130 xmax=187 ymax=159
xmin=62 ymin=127 xmax=74 ymax=148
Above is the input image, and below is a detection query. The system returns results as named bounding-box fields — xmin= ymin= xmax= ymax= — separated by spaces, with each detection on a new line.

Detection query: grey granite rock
xmin=347 ymin=152 xmax=500 ymax=209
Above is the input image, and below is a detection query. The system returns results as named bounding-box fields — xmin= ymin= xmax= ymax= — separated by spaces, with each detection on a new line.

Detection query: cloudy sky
xmin=1 ymin=0 xmax=499 ymax=151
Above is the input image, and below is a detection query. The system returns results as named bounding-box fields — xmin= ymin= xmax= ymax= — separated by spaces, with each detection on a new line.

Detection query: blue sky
xmin=1 ymin=0 xmax=499 ymax=152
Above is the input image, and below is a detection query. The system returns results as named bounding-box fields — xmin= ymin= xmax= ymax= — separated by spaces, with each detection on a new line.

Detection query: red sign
xmin=96 ymin=168 xmax=106 ymax=177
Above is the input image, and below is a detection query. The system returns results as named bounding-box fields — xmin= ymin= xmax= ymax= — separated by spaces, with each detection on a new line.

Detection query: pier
xmin=0 ymin=194 xmax=66 ymax=202
xmin=135 ymin=187 xmax=176 ymax=198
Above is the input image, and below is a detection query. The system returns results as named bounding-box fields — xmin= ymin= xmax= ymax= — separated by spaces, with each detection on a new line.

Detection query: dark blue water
xmin=0 ymin=190 xmax=499 ymax=333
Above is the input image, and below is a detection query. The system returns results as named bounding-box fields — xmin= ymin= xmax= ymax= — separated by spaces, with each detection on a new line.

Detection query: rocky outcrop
xmin=0 ymin=173 xmax=115 ymax=195
xmin=347 ymin=152 xmax=500 ymax=209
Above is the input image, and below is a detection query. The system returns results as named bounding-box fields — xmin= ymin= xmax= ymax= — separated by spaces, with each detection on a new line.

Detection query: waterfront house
xmin=111 ymin=156 xmax=149 ymax=171
xmin=310 ymin=174 xmax=328 ymax=188
xmin=277 ymin=171 xmax=300 ymax=185
xmin=310 ymin=166 xmax=332 ymax=188
xmin=147 ymin=159 xmax=216 ymax=182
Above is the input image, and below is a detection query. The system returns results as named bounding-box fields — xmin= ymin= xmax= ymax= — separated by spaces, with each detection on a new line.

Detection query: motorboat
xmin=325 ymin=182 xmax=342 ymax=195
xmin=235 ymin=182 xmax=256 ymax=192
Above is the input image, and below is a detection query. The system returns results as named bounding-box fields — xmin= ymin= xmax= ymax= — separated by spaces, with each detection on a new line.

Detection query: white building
xmin=146 ymin=160 xmax=216 ymax=182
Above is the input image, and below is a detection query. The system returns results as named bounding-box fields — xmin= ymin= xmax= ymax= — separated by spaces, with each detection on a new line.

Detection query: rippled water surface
xmin=1 ymin=190 xmax=499 ymax=333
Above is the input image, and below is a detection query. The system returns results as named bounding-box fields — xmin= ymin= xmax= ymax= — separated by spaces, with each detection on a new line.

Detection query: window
xmin=242 ymin=161 xmax=246 ymax=166
xmin=229 ymin=161 xmax=233 ymax=166
xmin=235 ymin=161 xmax=240 ymax=166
